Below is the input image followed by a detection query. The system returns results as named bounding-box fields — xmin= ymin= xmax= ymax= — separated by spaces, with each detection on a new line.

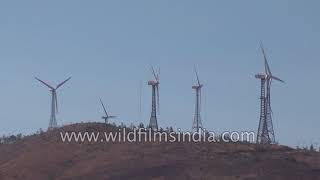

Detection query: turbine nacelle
xmin=148 ymin=80 xmax=159 ymax=86
xmin=255 ymin=73 xmax=284 ymax=83
xmin=192 ymin=84 xmax=203 ymax=89
xmin=255 ymin=74 xmax=267 ymax=80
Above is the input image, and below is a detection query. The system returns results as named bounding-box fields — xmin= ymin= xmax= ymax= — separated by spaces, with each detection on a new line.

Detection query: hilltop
xmin=0 ymin=122 xmax=319 ymax=180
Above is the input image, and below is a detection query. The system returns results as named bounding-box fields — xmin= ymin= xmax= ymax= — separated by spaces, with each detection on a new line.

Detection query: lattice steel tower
xmin=192 ymin=68 xmax=203 ymax=132
xmin=148 ymin=67 xmax=160 ymax=130
xmin=255 ymin=44 xmax=284 ymax=144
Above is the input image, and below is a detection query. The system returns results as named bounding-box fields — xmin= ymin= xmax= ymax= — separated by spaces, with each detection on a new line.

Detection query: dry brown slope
xmin=0 ymin=123 xmax=319 ymax=180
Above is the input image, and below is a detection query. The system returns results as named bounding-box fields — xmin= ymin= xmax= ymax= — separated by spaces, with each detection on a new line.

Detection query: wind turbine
xmin=192 ymin=67 xmax=203 ymax=132
xmin=255 ymin=43 xmax=284 ymax=144
xmin=35 ymin=77 xmax=71 ymax=130
xmin=99 ymin=98 xmax=117 ymax=124
xmin=148 ymin=66 xmax=160 ymax=130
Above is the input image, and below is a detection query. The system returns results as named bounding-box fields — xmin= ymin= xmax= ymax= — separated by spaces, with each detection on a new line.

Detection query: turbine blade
xmin=157 ymin=67 xmax=160 ymax=82
xmin=259 ymin=43 xmax=272 ymax=76
xmin=56 ymin=77 xmax=71 ymax=89
xmin=199 ymin=88 xmax=202 ymax=113
xmin=54 ymin=92 xmax=58 ymax=114
xmin=108 ymin=116 xmax=117 ymax=118
xmin=267 ymin=80 xmax=272 ymax=107
xmin=34 ymin=77 xmax=54 ymax=90
xmin=271 ymin=76 xmax=285 ymax=83
xmin=151 ymin=66 xmax=158 ymax=81
xmin=99 ymin=98 xmax=108 ymax=117
xmin=194 ymin=66 xmax=200 ymax=86
xmin=157 ymin=85 xmax=160 ymax=114
xmin=266 ymin=81 xmax=274 ymax=125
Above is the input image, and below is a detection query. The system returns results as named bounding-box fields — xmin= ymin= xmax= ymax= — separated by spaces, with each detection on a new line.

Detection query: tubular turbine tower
xmin=255 ymin=44 xmax=284 ymax=144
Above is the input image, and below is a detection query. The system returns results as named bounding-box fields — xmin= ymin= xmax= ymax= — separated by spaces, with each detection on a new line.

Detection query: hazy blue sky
xmin=0 ymin=1 xmax=319 ymax=147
